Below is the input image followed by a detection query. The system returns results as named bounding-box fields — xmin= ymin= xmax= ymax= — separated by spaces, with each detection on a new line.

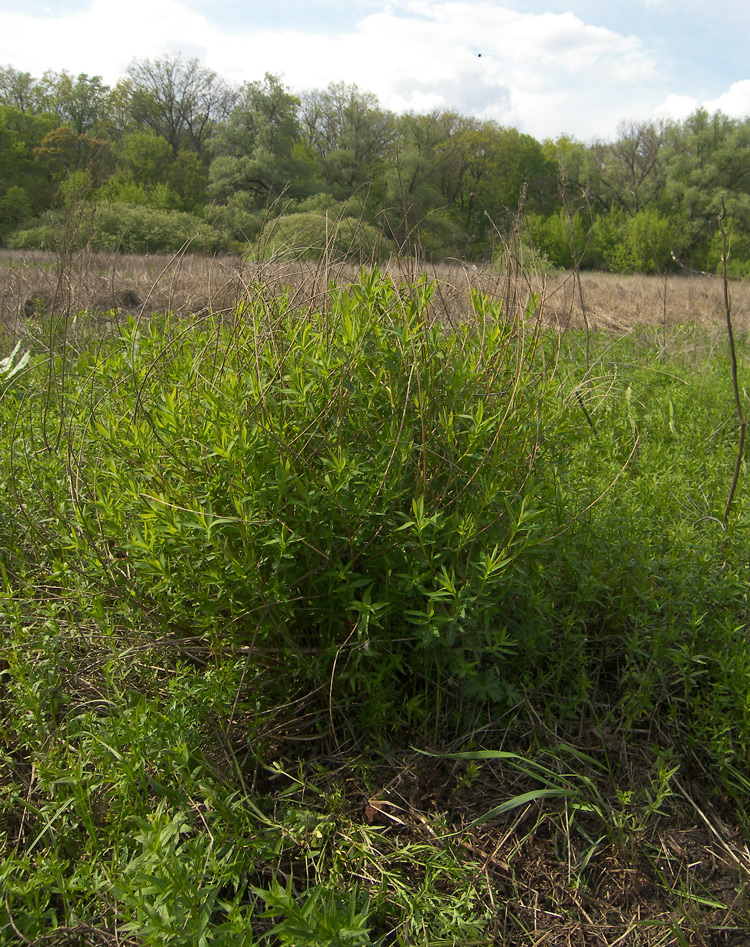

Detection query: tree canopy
xmin=3 ymin=54 xmax=750 ymax=274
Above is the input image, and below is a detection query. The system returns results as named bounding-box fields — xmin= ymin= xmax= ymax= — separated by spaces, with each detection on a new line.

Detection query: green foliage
xmin=0 ymin=104 xmax=58 ymax=232
xmin=209 ymin=73 xmax=305 ymax=208
xmin=662 ymin=109 xmax=750 ymax=266
xmin=41 ymin=69 xmax=111 ymax=135
xmin=205 ymin=192 xmax=267 ymax=245
xmin=52 ymin=274 xmax=548 ymax=729
xmin=2 ymin=276 xmax=750 ymax=942
xmin=8 ymin=56 xmax=750 ymax=267
xmin=0 ymin=185 xmax=30 ymax=234
xmin=33 ymin=124 xmax=114 ymax=188
xmin=253 ymin=211 xmax=389 ymax=261
xmin=8 ymin=199 xmax=224 ymax=253
xmin=0 ymin=622 xmax=273 ymax=945
xmin=532 ymin=328 xmax=750 ymax=743
xmin=253 ymin=881 xmax=377 ymax=946
xmin=298 ymin=82 xmax=393 ymax=200
xmin=706 ymin=226 xmax=750 ymax=277
xmin=598 ymin=206 xmax=675 ymax=274
xmin=103 ymin=130 xmax=209 ymax=212
xmin=528 ymin=208 xmax=593 ymax=268
xmin=445 ymin=120 xmax=558 ymax=256
xmin=0 ymin=67 xmax=111 ymax=133
xmin=0 ymin=65 xmax=47 ymax=112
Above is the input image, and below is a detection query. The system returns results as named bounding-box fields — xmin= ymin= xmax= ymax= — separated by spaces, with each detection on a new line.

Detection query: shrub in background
xmin=252 ymin=211 xmax=391 ymax=262
xmin=601 ymin=207 xmax=675 ymax=274
xmin=7 ymin=200 xmax=226 ymax=254
xmin=527 ymin=208 xmax=596 ymax=269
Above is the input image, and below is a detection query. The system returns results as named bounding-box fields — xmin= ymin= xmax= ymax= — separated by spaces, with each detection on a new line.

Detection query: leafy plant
xmin=58 ymin=271 xmax=553 ymax=731
xmin=2 ymin=268 xmax=750 ymax=945
xmin=253 ymin=881 xmax=377 ymax=947
xmin=0 ymin=342 xmax=30 ymax=385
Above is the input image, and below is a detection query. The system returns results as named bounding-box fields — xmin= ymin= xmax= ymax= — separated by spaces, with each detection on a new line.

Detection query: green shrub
xmin=527 ymin=208 xmax=595 ymax=269
xmin=5 ymin=275 xmax=750 ymax=945
xmin=602 ymin=207 xmax=675 ymax=274
xmin=253 ymin=211 xmax=390 ymax=262
xmin=57 ymin=272 xmax=550 ymax=728
xmin=7 ymin=200 xmax=226 ymax=254
xmin=0 ymin=184 xmax=32 ymax=237
xmin=706 ymin=227 xmax=750 ymax=278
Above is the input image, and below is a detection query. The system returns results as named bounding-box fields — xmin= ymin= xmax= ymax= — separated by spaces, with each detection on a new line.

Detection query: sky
xmin=1 ymin=0 xmax=749 ymax=142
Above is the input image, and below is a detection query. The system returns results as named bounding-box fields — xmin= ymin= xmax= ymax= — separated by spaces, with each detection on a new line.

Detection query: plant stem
xmin=718 ymin=197 xmax=746 ymax=526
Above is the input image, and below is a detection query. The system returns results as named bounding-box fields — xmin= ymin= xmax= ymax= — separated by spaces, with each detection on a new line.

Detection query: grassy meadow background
xmin=1 ymin=245 xmax=750 ymax=945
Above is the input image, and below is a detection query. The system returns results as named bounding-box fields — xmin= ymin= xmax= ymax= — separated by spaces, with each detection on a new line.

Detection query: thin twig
xmin=717 ymin=198 xmax=746 ymax=526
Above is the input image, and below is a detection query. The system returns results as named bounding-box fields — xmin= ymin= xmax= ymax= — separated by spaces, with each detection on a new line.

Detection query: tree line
xmin=2 ymin=54 xmax=750 ymax=274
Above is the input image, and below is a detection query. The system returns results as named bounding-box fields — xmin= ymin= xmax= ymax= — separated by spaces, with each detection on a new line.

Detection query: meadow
xmin=3 ymin=248 xmax=749 ymax=333
xmin=1 ymin=248 xmax=750 ymax=946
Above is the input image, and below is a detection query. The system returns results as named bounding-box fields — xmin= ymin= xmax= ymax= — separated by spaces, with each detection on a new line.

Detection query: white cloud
xmin=655 ymin=81 xmax=750 ymax=124
xmin=0 ymin=0 xmax=665 ymax=139
xmin=654 ymin=93 xmax=699 ymax=121
xmin=705 ymin=80 xmax=750 ymax=118
xmin=0 ymin=0 xmax=217 ymax=80
xmin=229 ymin=1 xmax=663 ymax=139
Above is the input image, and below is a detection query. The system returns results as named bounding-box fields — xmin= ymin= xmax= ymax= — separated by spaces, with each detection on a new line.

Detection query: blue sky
xmin=1 ymin=0 xmax=748 ymax=141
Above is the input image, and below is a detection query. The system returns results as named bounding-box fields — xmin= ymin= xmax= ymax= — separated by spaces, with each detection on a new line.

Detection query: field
xmin=3 ymin=248 xmax=750 ymax=333
xmin=2 ymin=249 xmax=750 ymax=946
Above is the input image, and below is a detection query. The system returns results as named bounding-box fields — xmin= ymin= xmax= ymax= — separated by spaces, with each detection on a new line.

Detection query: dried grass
xmin=2 ymin=249 xmax=748 ymax=343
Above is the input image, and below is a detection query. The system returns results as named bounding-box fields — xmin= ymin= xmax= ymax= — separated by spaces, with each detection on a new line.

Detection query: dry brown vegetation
xmin=300 ymin=739 xmax=750 ymax=947
xmin=2 ymin=248 xmax=749 ymax=340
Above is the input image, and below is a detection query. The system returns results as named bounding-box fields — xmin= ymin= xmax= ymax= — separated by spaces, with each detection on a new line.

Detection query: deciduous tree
xmin=40 ymin=70 xmax=111 ymax=135
xmin=209 ymin=73 xmax=304 ymax=206
xmin=119 ymin=54 xmax=236 ymax=157
xmin=0 ymin=66 xmax=47 ymax=112
xmin=298 ymin=82 xmax=394 ymax=199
